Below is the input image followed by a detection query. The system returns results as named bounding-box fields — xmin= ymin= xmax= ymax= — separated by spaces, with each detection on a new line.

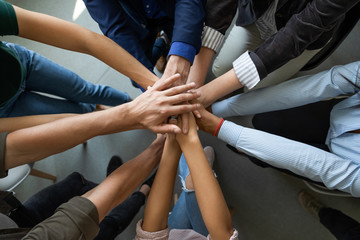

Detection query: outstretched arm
xmin=12 ymin=5 xmax=158 ymax=88
xmin=195 ymin=106 xmax=360 ymax=197
xmin=3 ymin=75 xmax=200 ymax=171
xmin=24 ymin=136 xmax=165 ymax=239
xmin=142 ymin=132 xmax=182 ymax=232
xmin=177 ymin=114 xmax=234 ymax=240
xmin=0 ymin=114 xmax=76 ymax=132
xmin=211 ymin=62 xmax=360 ymax=118
xmin=83 ymin=135 xmax=165 ymax=221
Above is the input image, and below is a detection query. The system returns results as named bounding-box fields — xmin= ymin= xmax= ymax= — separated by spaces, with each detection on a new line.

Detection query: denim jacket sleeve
xmin=212 ymin=62 xmax=360 ymax=118
xmin=251 ymin=0 xmax=360 ymax=79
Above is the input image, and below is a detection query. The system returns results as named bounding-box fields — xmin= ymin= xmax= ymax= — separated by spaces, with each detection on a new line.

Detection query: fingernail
xmin=174 ymin=128 xmax=180 ymax=134
xmin=196 ymin=104 xmax=201 ymax=108
xmin=189 ymin=82 xmax=195 ymax=87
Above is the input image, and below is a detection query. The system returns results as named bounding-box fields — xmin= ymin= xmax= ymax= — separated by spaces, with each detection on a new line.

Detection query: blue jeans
xmin=167 ymin=154 xmax=208 ymax=236
xmin=83 ymin=0 xmax=172 ymax=91
xmin=0 ymin=43 xmax=130 ymax=117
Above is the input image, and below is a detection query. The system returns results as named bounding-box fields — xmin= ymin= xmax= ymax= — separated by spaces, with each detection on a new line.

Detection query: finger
xmin=152 ymin=73 xmax=181 ymax=91
xmin=182 ymin=112 xmax=189 ymax=134
xmin=163 ymin=82 xmax=196 ymax=96
xmin=164 ymin=104 xmax=200 ymax=118
xmin=165 ymin=91 xmax=200 ymax=105
xmin=193 ymin=109 xmax=201 ymax=119
xmin=168 ymin=117 xmax=178 ymax=125
xmin=152 ymin=124 xmax=181 ymax=134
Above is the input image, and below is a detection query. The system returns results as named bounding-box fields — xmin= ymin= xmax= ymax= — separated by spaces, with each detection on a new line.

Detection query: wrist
xmin=213 ymin=118 xmax=224 ymax=136
xmin=178 ymin=133 xmax=199 ymax=147
xmin=205 ymin=114 xmax=221 ymax=135
xmin=121 ymin=102 xmax=142 ymax=130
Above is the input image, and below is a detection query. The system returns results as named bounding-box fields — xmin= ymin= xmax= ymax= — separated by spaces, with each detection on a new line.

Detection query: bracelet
xmin=213 ymin=118 xmax=224 ymax=136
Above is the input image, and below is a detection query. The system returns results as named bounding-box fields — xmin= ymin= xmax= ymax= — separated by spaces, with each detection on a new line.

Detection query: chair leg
xmin=30 ymin=169 xmax=56 ymax=182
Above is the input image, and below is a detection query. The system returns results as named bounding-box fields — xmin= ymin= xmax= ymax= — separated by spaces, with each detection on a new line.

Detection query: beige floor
xmin=3 ymin=0 xmax=360 ymax=239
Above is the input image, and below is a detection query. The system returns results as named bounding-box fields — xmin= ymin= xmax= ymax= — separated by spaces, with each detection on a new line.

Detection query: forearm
xmin=83 ymin=137 xmax=164 ymax=221
xmin=212 ymin=62 xmax=360 ymax=117
xmin=180 ymin=138 xmax=233 ymax=239
xmin=0 ymin=114 xmax=76 ymax=132
xmin=14 ymin=5 xmax=157 ymax=88
xmin=187 ymin=47 xmax=215 ymax=88
xmin=142 ymin=138 xmax=181 ymax=232
xmin=5 ymin=105 xmax=134 ymax=170
xmin=200 ymin=69 xmax=242 ymax=107
xmin=83 ymin=32 xmax=158 ymax=88
xmin=218 ymin=121 xmax=360 ymax=197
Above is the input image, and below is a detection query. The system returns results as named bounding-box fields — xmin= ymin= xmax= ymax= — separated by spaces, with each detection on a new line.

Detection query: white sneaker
xmin=203 ymin=146 xmax=215 ymax=167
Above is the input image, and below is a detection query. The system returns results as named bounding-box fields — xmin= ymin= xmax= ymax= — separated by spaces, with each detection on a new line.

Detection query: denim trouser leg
xmin=95 ymin=191 xmax=146 ymax=239
xmin=168 ymin=154 xmax=209 ymax=236
xmin=319 ymin=208 xmax=360 ymax=240
xmin=9 ymin=172 xmax=97 ymax=228
xmin=2 ymin=43 xmax=130 ymax=117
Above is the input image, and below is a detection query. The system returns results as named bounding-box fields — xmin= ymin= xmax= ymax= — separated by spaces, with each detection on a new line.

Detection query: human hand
xmin=175 ymin=113 xmax=199 ymax=147
xmin=129 ymin=74 xmax=200 ymax=134
xmin=195 ymin=104 xmax=222 ymax=136
xmin=160 ymin=55 xmax=192 ymax=134
xmin=161 ymin=55 xmax=191 ymax=86
xmin=195 ymin=85 xmax=213 ymax=108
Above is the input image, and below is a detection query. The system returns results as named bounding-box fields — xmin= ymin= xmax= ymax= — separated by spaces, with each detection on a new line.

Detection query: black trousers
xmin=9 ymin=172 xmax=145 ymax=239
xmin=248 ymin=98 xmax=342 ymax=182
xmin=319 ymin=208 xmax=360 ymax=240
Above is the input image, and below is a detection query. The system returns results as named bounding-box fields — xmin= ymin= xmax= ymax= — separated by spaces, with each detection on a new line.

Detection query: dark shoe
xmin=106 ymin=156 xmax=123 ymax=177
xmin=298 ymin=190 xmax=324 ymax=220
xmin=141 ymin=170 xmax=157 ymax=188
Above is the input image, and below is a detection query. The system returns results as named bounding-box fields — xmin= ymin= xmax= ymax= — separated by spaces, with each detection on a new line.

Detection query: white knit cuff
xmin=232 ymin=51 xmax=260 ymax=89
xmin=201 ymin=26 xmax=225 ymax=53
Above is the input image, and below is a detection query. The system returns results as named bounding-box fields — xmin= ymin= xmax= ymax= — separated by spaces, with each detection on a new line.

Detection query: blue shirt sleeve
xmin=168 ymin=41 xmax=196 ymax=65
xmin=218 ymin=120 xmax=360 ymax=197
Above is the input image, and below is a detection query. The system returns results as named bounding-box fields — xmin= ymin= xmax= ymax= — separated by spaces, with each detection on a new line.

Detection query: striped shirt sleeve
xmin=232 ymin=51 xmax=260 ymax=89
xmin=201 ymin=26 xmax=225 ymax=53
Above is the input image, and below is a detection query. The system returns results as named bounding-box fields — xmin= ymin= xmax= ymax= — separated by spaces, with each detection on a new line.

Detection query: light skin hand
xmin=161 ymin=55 xmax=191 ymax=86
xmin=160 ymin=55 xmax=192 ymax=134
xmin=128 ymin=74 xmax=201 ymax=134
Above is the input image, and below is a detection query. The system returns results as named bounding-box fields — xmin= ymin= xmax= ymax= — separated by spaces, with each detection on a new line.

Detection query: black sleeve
xmin=252 ymin=0 xmax=359 ymax=79
xmin=205 ymin=0 xmax=238 ymax=35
